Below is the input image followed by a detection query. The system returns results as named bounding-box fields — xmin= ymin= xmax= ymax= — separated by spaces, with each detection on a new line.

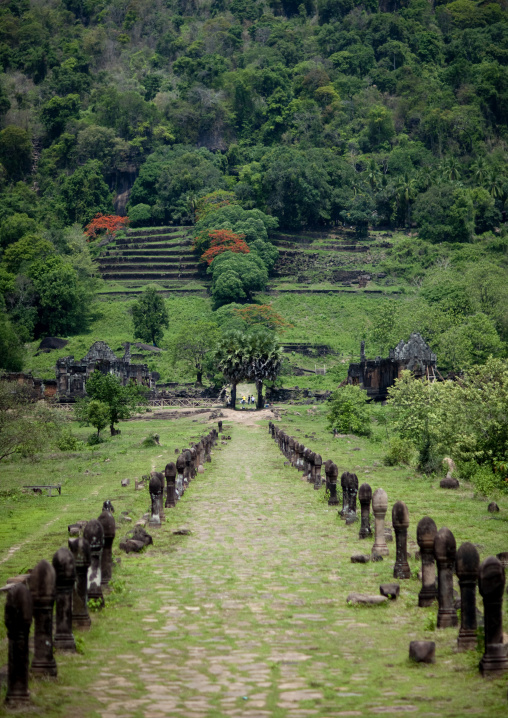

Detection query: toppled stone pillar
xmin=149 ymin=474 xmax=163 ymax=527
xmin=4 ymin=583 xmax=32 ymax=705
xmin=479 ymin=556 xmax=508 ymax=676
xmin=358 ymin=483 xmax=372 ymax=538
xmin=97 ymin=509 xmax=115 ymax=586
xmin=52 ymin=548 xmax=76 ymax=652
xmin=434 ymin=527 xmax=458 ymax=628
xmin=372 ymin=488 xmax=389 ymax=557
xmin=68 ymin=537 xmax=91 ymax=629
xmin=83 ymin=519 xmax=104 ymax=608
xmin=417 ymin=517 xmax=438 ymax=607
xmin=165 ymin=462 xmax=177 ymax=507
xmin=392 ymin=501 xmax=410 ymax=579
xmin=29 ymin=559 xmax=57 ymax=677
xmin=456 ymin=542 xmax=480 ymax=651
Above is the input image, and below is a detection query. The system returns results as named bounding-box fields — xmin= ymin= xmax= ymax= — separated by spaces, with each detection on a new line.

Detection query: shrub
xmin=56 ymin=427 xmax=82 ymax=451
xmin=383 ymin=437 xmax=415 ymax=466
xmin=327 ymin=385 xmax=371 ymax=437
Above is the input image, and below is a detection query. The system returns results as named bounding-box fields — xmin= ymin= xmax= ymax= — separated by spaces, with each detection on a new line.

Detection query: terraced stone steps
xmin=98 ymin=225 xmax=202 ymax=284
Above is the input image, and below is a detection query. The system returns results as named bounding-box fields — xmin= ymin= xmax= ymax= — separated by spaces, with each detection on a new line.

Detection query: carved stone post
xmin=190 ymin=447 xmax=198 ymax=480
xmin=302 ymin=448 xmax=310 ymax=479
xmin=176 ymin=454 xmax=185 ymax=498
xmin=68 ymin=537 xmax=91 ymax=629
xmin=327 ymin=462 xmax=339 ymax=506
xmin=456 ymin=542 xmax=480 ymax=651
xmin=358 ymin=483 xmax=372 ymax=538
xmin=348 ymin=473 xmax=358 ymax=515
xmin=149 ymin=474 xmax=162 ymax=527
xmin=165 ymin=462 xmax=177 ymax=508
xmin=372 ymin=488 xmax=389 ymax=556
xmin=97 ymin=509 xmax=115 ymax=586
xmin=29 ymin=559 xmax=57 ymax=677
xmin=52 ymin=548 xmax=76 ymax=652
xmin=417 ymin=517 xmax=438 ymax=607
xmin=151 ymin=471 xmax=165 ymax=520
xmin=83 ymin=519 xmax=104 ymax=607
xmin=340 ymin=472 xmax=349 ymax=517
xmin=313 ymin=453 xmax=322 ymax=489
xmin=434 ymin=527 xmax=458 ymax=628
xmin=4 ymin=583 xmax=32 ymax=704
xmin=392 ymin=501 xmax=410 ymax=579
xmin=307 ymin=452 xmax=315 ymax=483
xmin=479 ymin=556 xmax=508 ymax=676
xmin=288 ymin=437 xmax=295 ymax=466
xmin=218 ymin=420 xmax=222 ymax=433
xmin=296 ymin=443 xmax=304 ymax=470
xmin=102 ymin=499 xmax=114 ymax=515
xmin=183 ymin=449 xmax=192 ymax=486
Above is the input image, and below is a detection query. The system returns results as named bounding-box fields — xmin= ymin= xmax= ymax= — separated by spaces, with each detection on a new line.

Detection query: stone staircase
xmin=98 ymin=226 xmax=202 ymax=282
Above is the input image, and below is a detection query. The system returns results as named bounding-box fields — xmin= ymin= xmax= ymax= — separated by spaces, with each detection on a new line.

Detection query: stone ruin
xmin=56 ymin=341 xmax=156 ymax=401
xmin=347 ymin=333 xmax=438 ymax=401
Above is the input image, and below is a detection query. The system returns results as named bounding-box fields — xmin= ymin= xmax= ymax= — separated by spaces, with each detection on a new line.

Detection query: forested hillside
xmin=0 ymin=0 xmax=507 ymax=372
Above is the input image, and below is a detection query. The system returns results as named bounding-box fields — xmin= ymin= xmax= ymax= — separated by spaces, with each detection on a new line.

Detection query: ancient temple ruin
xmin=56 ymin=341 xmax=154 ymax=401
xmin=347 ymin=333 xmax=437 ymax=401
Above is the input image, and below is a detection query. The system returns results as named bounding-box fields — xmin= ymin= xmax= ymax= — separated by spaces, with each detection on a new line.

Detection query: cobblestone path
xmin=87 ymin=421 xmax=503 ymax=718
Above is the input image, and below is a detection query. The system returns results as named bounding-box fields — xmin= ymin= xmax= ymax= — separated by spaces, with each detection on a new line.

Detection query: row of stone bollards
xmin=268 ymin=422 xmax=508 ymax=678
xmin=3 ymin=427 xmax=221 ymax=707
xmin=4 ymin=502 xmax=115 ymax=704
xmin=147 ymin=429 xmax=218 ymax=528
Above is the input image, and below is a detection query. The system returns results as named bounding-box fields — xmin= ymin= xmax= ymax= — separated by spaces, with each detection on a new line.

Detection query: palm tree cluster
xmin=214 ymin=329 xmax=282 ymax=409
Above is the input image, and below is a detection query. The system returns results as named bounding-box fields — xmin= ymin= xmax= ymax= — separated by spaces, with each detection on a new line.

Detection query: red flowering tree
xmin=232 ymin=304 xmax=293 ymax=331
xmin=85 ymin=214 xmax=130 ymax=241
xmin=201 ymin=229 xmax=250 ymax=265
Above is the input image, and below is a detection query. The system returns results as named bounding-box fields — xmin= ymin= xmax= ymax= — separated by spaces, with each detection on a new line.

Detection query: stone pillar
xmin=176 ymin=454 xmax=185 ymax=498
xmin=327 ymin=462 xmax=339 ymax=506
xmin=218 ymin=420 xmax=222 ymax=433
xmin=417 ymin=517 xmax=438 ymax=607
xmin=165 ymin=462 xmax=177 ymax=508
xmin=4 ymin=583 xmax=32 ymax=704
xmin=102 ymin=499 xmax=114 ymax=515
xmin=348 ymin=473 xmax=358 ymax=515
xmin=288 ymin=437 xmax=295 ymax=466
xmin=183 ymin=449 xmax=192 ymax=486
xmin=52 ymin=548 xmax=76 ymax=652
xmin=296 ymin=443 xmax=304 ymax=470
xmin=29 ymin=559 xmax=57 ymax=677
xmin=358 ymin=483 xmax=372 ymax=538
xmin=151 ymin=471 xmax=165 ymax=520
xmin=479 ymin=556 xmax=508 ymax=676
xmin=190 ymin=447 xmax=198 ymax=479
xmin=307 ymin=452 xmax=315 ymax=483
xmin=83 ymin=519 xmax=104 ymax=607
xmin=149 ymin=474 xmax=162 ymax=527
xmin=97 ymin=509 xmax=115 ymax=586
xmin=302 ymin=448 xmax=310 ymax=479
xmin=434 ymin=527 xmax=458 ymax=628
xmin=313 ymin=454 xmax=322 ymax=489
xmin=456 ymin=542 xmax=480 ymax=651
xmin=392 ymin=501 xmax=410 ymax=579
xmin=372 ymin=488 xmax=389 ymax=557
xmin=340 ymin=472 xmax=349 ymax=517
xmin=68 ymin=537 xmax=91 ymax=629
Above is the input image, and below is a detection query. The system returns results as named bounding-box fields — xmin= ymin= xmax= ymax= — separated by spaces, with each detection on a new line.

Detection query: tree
xmin=201 ymin=230 xmax=250 ymax=265
xmin=327 ymin=385 xmax=372 ymax=437
xmin=0 ymin=127 xmax=32 ymax=181
xmin=29 ymin=257 xmax=92 ymax=336
xmin=84 ymin=214 xmax=129 ymax=240
xmin=243 ymin=329 xmax=283 ymax=409
xmin=132 ymin=287 xmax=169 ymax=346
xmin=209 ymin=252 xmax=268 ymax=307
xmin=0 ymin=307 xmax=24 ymax=371
xmin=0 ymin=381 xmax=61 ymax=461
xmin=75 ymin=399 xmax=110 ymax=439
xmin=83 ymin=371 xmax=147 ymax=436
xmin=214 ymin=329 xmax=250 ymax=408
xmin=57 ymin=160 xmax=113 ymax=225
xmin=171 ymin=321 xmax=218 ymax=384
